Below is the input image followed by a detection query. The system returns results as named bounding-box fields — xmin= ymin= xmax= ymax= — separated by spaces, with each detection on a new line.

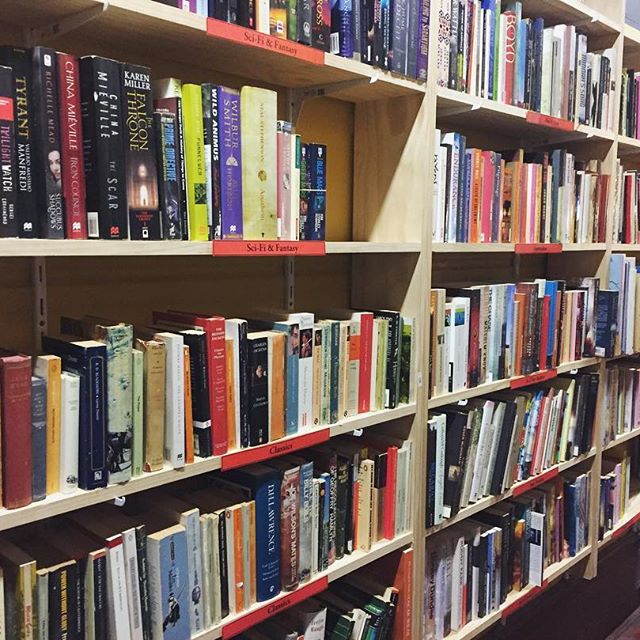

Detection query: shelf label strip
xmin=206 ymin=18 xmax=324 ymax=65
xmin=510 ymin=368 xmax=557 ymax=390
xmin=514 ymin=243 xmax=563 ymax=254
xmin=212 ymin=240 xmax=326 ymax=256
xmin=222 ymin=428 xmax=330 ymax=471
xmin=502 ymin=579 xmax=549 ymax=619
xmin=221 ymin=576 xmax=329 ymax=638
xmin=525 ymin=111 xmax=575 ymax=131
xmin=512 ymin=467 xmax=559 ymax=498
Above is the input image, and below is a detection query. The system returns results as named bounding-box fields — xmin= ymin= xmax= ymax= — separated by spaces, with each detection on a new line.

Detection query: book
xmin=0 ymin=64 xmax=17 ymax=238
xmin=30 ymin=376 xmax=47 ymax=502
xmin=59 ymin=371 xmax=80 ymax=493
xmin=153 ymin=110 xmax=182 ymax=239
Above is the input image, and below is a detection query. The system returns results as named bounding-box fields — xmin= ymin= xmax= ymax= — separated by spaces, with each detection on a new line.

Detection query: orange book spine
xmin=470 ymin=149 xmax=482 ymax=242
xmin=183 ymin=345 xmax=194 ymax=464
xmin=248 ymin=501 xmax=257 ymax=605
xmin=270 ymin=333 xmax=285 ymax=440
xmin=233 ymin=505 xmax=245 ymax=611
xmin=391 ymin=548 xmax=413 ymax=640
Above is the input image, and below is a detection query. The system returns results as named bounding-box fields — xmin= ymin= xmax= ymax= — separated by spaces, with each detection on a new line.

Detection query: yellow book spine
xmin=225 ymin=340 xmax=236 ymax=451
xmin=248 ymin=501 xmax=257 ymax=605
xmin=270 ymin=333 xmax=285 ymax=441
xmin=240 ymin=86 xmax=278 ymax=240
xmin=182 ymin=84 xmax=209 ymax=241
xmin=183 ymin=345 xmax=194 ymax=465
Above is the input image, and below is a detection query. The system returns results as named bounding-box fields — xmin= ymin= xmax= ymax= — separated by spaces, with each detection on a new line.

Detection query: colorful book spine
xmin=300 ymin=143 xmax=326 ymax=240
xmin=0 ymin=64 xmax=17 ymax=238
xmin=312 ymin=0 xmax=331 ymax=51
xmin=57 ymin=53 xmax=87 ymax=239
xmin=153 ymin=110 xmax=182 ymax=239
xmin=209 ymin=83 xmax=222 ymax=240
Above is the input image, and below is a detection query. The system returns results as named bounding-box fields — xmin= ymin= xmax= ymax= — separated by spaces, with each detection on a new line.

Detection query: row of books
xmin=599 ymin=452 xmax=632 ymax=540
xmin=0 ymin=45 xmax=327 ymax=242
xmin=424 ymin=471 xmax=591 ymax=639
xmin=612 ymin=165 xmax=640 ymax=245
xmin=602 ymin=360 xmax=640 ymax=446
xmin=426 ymin=372 xmax=598 ymax=527
xmin=154 ymin=0 xmax=429 ymax=80
xmin=428 ymin=277 xmax=600 ymax=398
xmin=619 ymin=68 xmax=640 ymax=139
xmin=0 ymin=435 xmax=412 ymax=640
xmin=435 ymin=0 xmax=617 ymax=130
xmin=607 ymin=254 xmax=639 ymax=358
xmin=236 ymin=568 xmax=406 ymax=639
xmin=432 ymin=130 xmax=610 ymax=244
xmin=0 ymin=307 xmax=414 ymax=510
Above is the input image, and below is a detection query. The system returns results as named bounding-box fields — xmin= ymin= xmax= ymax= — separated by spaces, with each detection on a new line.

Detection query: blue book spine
xmin=31 ymin=376 xmax=47 ymax=501
xmin=609 ymin=254 xmax=624 ymax=291
xmin=158 ymin=530 xmax=190 ymax=640
xmin=298 ymin=461 xmax=314 ymax=581
xmin=41 ymin=337 xmax=108 ymax=490
xmin=273 ymin=322 xmax=299 ymax=435
xmin=564 ymin=483 xmax=577 ymax=556
xmin=339 ymin=0 xmax=354 ymax=57
xmin=595 ymin=290 xmax=618 ymax=358
xmin=218 ymin=86 xmax=243 ymax=240
xmin=516 ymin=19 xmax=527 ymax=105
xmin=461 ymin=150 xmax=472 ymax=243
xmin=491 ymin=153 xmax=502 ymax=242
xmin=255 ymin=476 xmax=282 ymax=601
xmin=545 ymin=281 xmax=558 ymax=365
xmin=321 ymin=472 xmax=331 ymax=571
xmin=390 ymin=0 xmax=407 ymax=74
xmin=481 ymin=1 xmax=496 ymax=97
xmin=302 ymin=144 xmax=326 ymax=241
xmin=532 ymin=18 xmax=544 ymax=111
xmin=329 ymin=321 xmax=340 ymax=423
xmin=456 ymin=134 xmax=467 ymax=242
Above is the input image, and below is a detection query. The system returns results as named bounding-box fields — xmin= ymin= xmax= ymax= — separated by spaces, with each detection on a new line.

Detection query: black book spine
xmin=209 ymin=0 xmax=227 ymax=19
xmin=248 ymin=335 xmax=269 ymax=446
xmin=135 ymin=525 xmax=152 ymax=640
xmin=490 ymin=403 xmax=516 ymax=495
xmin=94 ymin=553 xmax=108 ymax=640
xmin=475 ymin=537 xmax=486 ymax=617
xmin=442 ymin=412 xmax=464 ymax=515
xmin=298 ymin=0 xmax=312 ymax=44
xmin=238 ymin=322 xmax=250 ymax=449
xmin=451 ymin=419 xmax=470 ymax=514
xmin=312 ymin=0 xmax=331 ymax=51
xmin=0 ymin=48 xmax=36 ymax=237
xmin=376 ymin=310 xmax=401 ymax=409
xmin=70 ymin=561 xmax=81 ymax=640
xmin=80 ymin=56 xmax=127 ymax=239
xmin=426 ymin=422 xmax=437 ymax=528
xmin=31 ymin=48 xmax=64 ymax=238
xmin=182 ymin=331 xmax=212 ymax=457
xmin=361 ymin=0 xmax=371 ymax=64
xmin=210 ymin=84 xmax=222 ymax=240
xmin=0 ymin=65 xmax=17 ymax=238
xmin=153 ymin=111 xmax=181 ymax=239
xmin=218 ymin=511 xmax=230 ymax=618
xmin=201 ymin=82 xmax=214 ymax=240
xmin=335 ymin=456 xmax=349 ymax=559
xmin=236 ymin=0 xmax=254 ymax=27
xmin=121 ymin=63 xmax=160 ymax=240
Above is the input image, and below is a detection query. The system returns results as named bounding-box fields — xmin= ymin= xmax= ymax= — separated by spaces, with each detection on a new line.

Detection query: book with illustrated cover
xmin=0 ymin=65 xmax=17 ymax=238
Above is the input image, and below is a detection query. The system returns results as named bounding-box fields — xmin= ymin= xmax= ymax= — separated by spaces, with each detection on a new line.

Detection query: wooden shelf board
xmin=603 ymin=428 xmax=640 ymax=451
xmin=425 ymin=449 xmax=596 ymax=539
xmin=0 ymin=239 xmax=421 ymax=257
xmin=428 ymin=358 xmax=599 ymax=409
xmin=442 ymin=546 xmax=592 ymax=640
xmin=431 ymin=243 xmax=606 ymax=254
xmin=436 ymin=87 xmax=614 ymax=144
xmin=0 ymin=0 xmax=423 ymax=101
xmin=625 ymin=23 xmax=640 ymax=45
xmin=193 ymin=534 xmax=413 ymax=640
xmin=612 ymin=244 xmax=640 ymax=252
xmin=0 ymin=404 xmax=414 ymax=531
xmin=617 ymin=135 xmax=640 ymax=157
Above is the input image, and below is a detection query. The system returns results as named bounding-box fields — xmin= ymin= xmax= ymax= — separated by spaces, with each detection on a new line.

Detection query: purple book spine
xmin=415 ymin=0 xmax=429 ymax=80
xmin=218 ymin=86 xmax=243 ymax=239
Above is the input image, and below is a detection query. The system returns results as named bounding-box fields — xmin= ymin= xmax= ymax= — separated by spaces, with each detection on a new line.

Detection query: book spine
xmin=31 ymin=377 xmax=47 ymax=501
xmin=0 ymin=48 xmax=37 ymax=237
xmin=32 ymin=47 xmax=64 ymax=238
xmin=312 ymin=0 xmax=331 ymax=50
xmin=218 ymin=86 xmax=243 ymax=239
xmin=255 ymin=477 xmax=281 ymax=600
xmin=0 ymin=356 xmax=32 ymax=509
xmin=300 ymin=143 xmax=326 ymax=240
xmin=0 ymin=65 xmax=18 ymax=238
xmin=204 ymin=318 xmax=228 ymax=456
xmin=82 ymin=349 xmax=108 ymax=490
xmin=60 ymin=372 xmax=80 ymax=494
xmin=390 ymin=0 xmax=407 ymax=74
xmin=141 ymin=340 xmax=166 ymax=472
xmin=201 ymin=83 xmax=214 ymax=240
xmin=57 ymin=53 xmax=87 ymax=239
xmin=131 ymin=348 xmax=144 ymax=477
xmin=298 ymin=461 xmax=314 ymax=580
xmin=181 ymin=512 xmax=204 ymax=634
xmin=330 ymin=322 xmax=340 ymax=423
xmin=182 ymin=332 xmax=212 ymax=456
xmin=298 ymin=0 xmax=313 ymax=43
xmin=281 ymin=467 xmax=301 ymax=590
xmin=80 ymin=56 xmax=127 ymax=239
xmin=134 ymin=527 xmax=151 ymax=640
xmin=122 ymin=529 xmax=144 ymax=640
xmin=153 ymin=111 xmax=181 ymax=239
xmin=248 ymin=336 xmax=269 ymax=446
xmin=209 ymin=84 xmax=222 ymax=240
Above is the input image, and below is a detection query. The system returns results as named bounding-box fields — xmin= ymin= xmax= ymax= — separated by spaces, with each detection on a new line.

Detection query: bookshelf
xmin=2 ymin=0 xmax=640 ymax=638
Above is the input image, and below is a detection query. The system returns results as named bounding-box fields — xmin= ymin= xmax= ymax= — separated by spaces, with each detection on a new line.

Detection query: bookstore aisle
xmin=4 ymin=0 xmax=640 ymax=639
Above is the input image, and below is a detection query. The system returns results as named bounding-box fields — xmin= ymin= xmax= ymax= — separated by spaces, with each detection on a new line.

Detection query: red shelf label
xmin=222 ymin=576 xmax=329 ymax=638
xmin=212 ymin=240 xmax=326 ymax=256
xmin=514 ymin=243 xmax=562 ymax=255
xmin=222 ymin=428 xmax=330 ymax=471
xmin=512 ymin=467 xmax=559 ymax=497
xmin=502 ymin=580 xmax=549 ymax=619
xmin=525 ymin=111 xmax=575 ymax=131
xmin=510 ymin=368 xmax=557 ymax=390
xmin=206 ymin=19 xmax=324 ymax=65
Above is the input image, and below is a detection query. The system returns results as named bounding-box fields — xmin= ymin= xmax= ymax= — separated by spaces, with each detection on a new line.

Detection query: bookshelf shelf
xmin=598 ymin=491 xmax=640 ymax=550
xmin=624 ymin=23 xmax=640 ymax=46
xmin=617 ymin=134 xmax=640 ymax=157
xmin=193 ymin=534 xmax=413 ymax=640
xmin=431 ymin=243 xmax=607 ymax=254
xmin=0 ymin=403 xmax=415 ymax=532
xmin=424 ymin=449 xmax=596 ymax=539
xmin=603 ymin=428 xmax=640 ymax=451
xmin=427 ymin=358 xmax=599 ymax=409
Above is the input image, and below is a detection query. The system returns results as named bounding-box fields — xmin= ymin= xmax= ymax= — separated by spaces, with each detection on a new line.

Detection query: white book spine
xmin=122 ymin=529 xmax=144 ymax=640
xmin=470 ymin=401 xmax=494 ymax=501
xmin=225 ymin=510 xmax=236 ymax=615
xmin=181 ymin=511 xmax=204 ymax=633
xmin=132 ymin=349 xmax=144 ymax=478
xmin=289 ymin=312 xmax=314 ymax=429
xmin=529 ymin=512 xmax=545 ymax=586
xmin=106 ymin=538 xmax=132 ymax=640
xmin=433 ymin=129 xmax=442 ymax=242
xmin=434 ymin=415 xmax=446 ymax=522
xmin=36 ymin=571 xmax=48 ymax=640
xmin=369 ymin=321 xmax=379 ymax=409
xmin=288 ymin=134 xmax=301 ymax=241
xmin=256 ymin=0 xmax=269 ymax=33
xmin=199 ymin=516 xmax=213 ymax=629
xmin=452 ymin=298 xmax=470 ymax=391
xmin=60 ymin=372 xmax=80 ymax=494
xmin=156 ymin=332 xmax=185 ymax=468
xmin=541 ymin=29 xmax=553 ymax=115
xmin=226 ymin=320 xmax=243 ymax=447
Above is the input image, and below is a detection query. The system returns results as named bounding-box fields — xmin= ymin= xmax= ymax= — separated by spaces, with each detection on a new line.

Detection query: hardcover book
xmin=31 ymin=376 xmax=47 ymax=502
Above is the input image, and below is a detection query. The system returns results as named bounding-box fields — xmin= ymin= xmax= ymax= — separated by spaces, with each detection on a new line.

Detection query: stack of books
xmin=426 ymin=372 xmax=599 ymax=526
xmin=0 ymin=46 xmax=327 ymax=241
xmin=425 ymin=471 xmax=591 ymax=637
xmin=0 ymin=309 xmax=414 ymax=510
xmin=436 ymin=0 xmax=617 ymax=130
xmin=433 ymin=131 xmax=610 ymax=244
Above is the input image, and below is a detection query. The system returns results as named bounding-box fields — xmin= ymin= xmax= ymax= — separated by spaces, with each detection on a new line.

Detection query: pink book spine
xmin=481 ymin=151 xmax=494 ymax=242
xmin=529 ymin=165 xmax=537 ymax=243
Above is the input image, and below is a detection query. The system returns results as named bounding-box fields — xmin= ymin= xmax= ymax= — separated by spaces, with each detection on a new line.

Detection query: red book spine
xmin=529 ymin=396 xmax=547 ymax=475
xmin=0 ymin=354 xmax=32 ymax=509
xmin=57 ymin=53 xmax=86 ymax=239
xmin=383 ymin=446 xmax=398 ymax=539
xmin=480 ymin=152 xmax=494 ymax=242
xmin=597 ymin=175 xmax=609 ymax=242
xmin=503 ymin=12 xmax=517 ymax=106
xmin=194 ymin=316 xmax=228 ymax=456
xmin=391 ymin=549 xmax=413 ymax=640
xmin=539 ymin=295 xmax=550 ymax=372
xmin=358 ymin=313 xmax=373 ymax=414
xmin=280 ymin=467 xmax=300 ymax=591
xmin=625 ymin=175 xmax=633 ymax=244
